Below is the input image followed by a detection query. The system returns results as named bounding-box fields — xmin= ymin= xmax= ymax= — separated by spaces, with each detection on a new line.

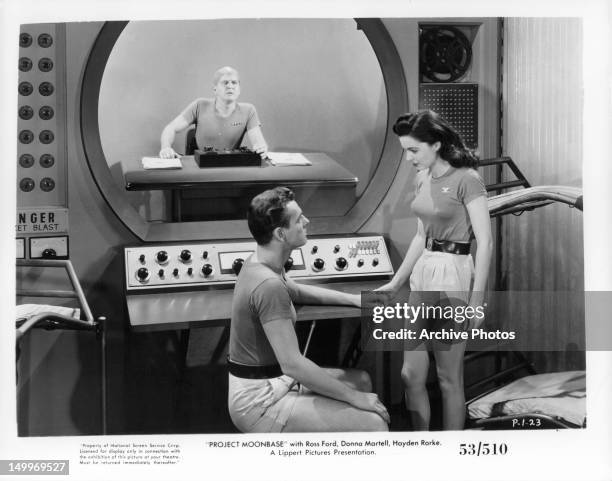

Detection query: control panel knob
xmin=19 ymin=33 xmax=33 ymax=48
xmin=284 ymin=257 xmax=294 ymax=272
xmin=19 ymin=178 xmax=35 ymax=192
xmin=232 ymin=258 xmax=245 ymax=276
xmin=357 ymin=259 xmax=364 ymax=267
xmin=136 ymin=267 xmax=149 ymax=281
xmin=202 ymin=264 xmax=213 ymax=277
xmin=372 ymin=258 xmax=379 ymax=267
xmin=19 ymin=57 xmax=33 ymax=72
xmin=173 ymin=268 xmax=179 ymax=277
xmin=158 ymin=269 xmax=165 ymax=278
xmin=39 ymin=154 xmax=55 ymax=168
xmin=202 ymin=250 xmax=209 ymax=259
xmin=333 ymin=245 xmax=340 ymax=253
xmin=335 ymin=257 xmax=348 ymax=270
xmin=187 ymin=267 xmax=193 ymax=276
xmin=42 ymin=248 xmax=56 ymax=259
xmin=156 ymin=250 xmax=168 ymax=263
xmin=138 ymin=254 xmax=145 ymax=263
xmin=313 ymin=258 xmax=325 ymax=271
xmin=180 ymin=249 xmax=192 ymax=262
xmin=311 ymin=246 xmax=318 ymax=254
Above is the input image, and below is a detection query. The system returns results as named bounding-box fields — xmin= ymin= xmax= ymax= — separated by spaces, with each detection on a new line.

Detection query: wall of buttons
xmin=124 ymin=235 xmax=393 ymax=291
xmin=18 ymin=24 xmax=66 ymax=207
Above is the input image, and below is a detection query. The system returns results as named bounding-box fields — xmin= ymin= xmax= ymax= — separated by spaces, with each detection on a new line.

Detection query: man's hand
xmin=348 ymin=391 xmax=390 ymax=424
xmin=373 ymin=281 xmax=401 ymax=305
xmin=254 ymin=145 xmax=268 ymax=160
xmin=159 ymin=147 xmax=179 ymax=159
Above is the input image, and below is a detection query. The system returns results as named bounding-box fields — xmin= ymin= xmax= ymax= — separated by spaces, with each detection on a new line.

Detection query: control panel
xmin=124 ymin=235 xmax=393 ymax=291
xmin=17 ymin=24 xmax=70 ymax=259
xmin=18 ymin=24 xmax=66 ymax=207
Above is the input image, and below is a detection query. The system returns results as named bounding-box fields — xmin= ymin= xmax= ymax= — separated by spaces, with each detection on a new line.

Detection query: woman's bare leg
xmin=432 ymin=340 xmax=467 ymax=430
xmin=401 ymin=349 xmax=431 ymax=430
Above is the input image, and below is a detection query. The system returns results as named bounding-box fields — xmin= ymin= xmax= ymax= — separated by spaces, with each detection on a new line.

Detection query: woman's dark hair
xmin=392 ymin=110 xmax=479 ymax=169
xmin=247 ymin=187 xmax=295 ymax=245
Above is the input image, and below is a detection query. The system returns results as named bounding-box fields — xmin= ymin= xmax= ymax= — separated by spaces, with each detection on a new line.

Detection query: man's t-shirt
xmin=410 ymin=167 xmax=487 ymax=242
xmin=229 ymin=258 xmax=300 ymax=366
xmin=180 ymin=98 xmax=261 ymax=150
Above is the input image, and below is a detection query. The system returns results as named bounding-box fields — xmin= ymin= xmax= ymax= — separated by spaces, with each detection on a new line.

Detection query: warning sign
xmin=16 ymin=208 xmax=69 ymax=234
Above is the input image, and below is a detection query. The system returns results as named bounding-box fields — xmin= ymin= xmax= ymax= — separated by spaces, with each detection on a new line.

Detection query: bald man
xmin=159 ymin=66 xmax=268 ymax=159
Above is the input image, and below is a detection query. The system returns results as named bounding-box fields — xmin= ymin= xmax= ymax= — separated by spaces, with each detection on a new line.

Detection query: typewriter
xmin=194 ymin=146 xmax=262 ymax=168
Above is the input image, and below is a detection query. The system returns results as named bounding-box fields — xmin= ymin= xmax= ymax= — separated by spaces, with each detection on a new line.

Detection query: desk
xmin=126 ymin=280 xmax=377 ymax=332
xmin=124 ymin=153 xmax=358 ymax=221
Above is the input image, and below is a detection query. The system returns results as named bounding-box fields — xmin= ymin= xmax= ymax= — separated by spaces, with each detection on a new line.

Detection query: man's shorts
xmin=228 ymin=373 xmax=299 ymax=433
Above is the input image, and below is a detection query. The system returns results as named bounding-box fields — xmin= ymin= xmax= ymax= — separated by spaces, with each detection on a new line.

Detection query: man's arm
xmin=159 ymin=115 xmax=191 ymax=158
xmin=286 ymin=276 xmax=360 ymax=308
xmin=262 ymin=318 xmax=388 ymax=422
xmin=247 ymin=126 xmax=268 ymax=158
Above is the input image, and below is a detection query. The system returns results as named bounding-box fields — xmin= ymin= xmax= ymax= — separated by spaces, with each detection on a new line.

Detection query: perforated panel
xmin=419 ymin=83 xmax=478 ymax=149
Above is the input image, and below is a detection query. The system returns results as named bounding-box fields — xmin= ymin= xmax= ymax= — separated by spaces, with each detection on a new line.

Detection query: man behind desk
xmin=159 ymin=66 xmax=268 ymax=159
xmin=227 ymin=187 xmax=389 ymax=433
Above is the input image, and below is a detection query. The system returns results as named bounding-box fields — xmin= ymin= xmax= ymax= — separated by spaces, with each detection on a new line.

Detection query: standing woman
xmin=377 ymin=110 xmax=492 ymax=430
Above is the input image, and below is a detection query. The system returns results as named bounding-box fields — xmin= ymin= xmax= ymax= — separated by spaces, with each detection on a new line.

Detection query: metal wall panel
xmin=502 ymin=18 xmax=584 ymax=372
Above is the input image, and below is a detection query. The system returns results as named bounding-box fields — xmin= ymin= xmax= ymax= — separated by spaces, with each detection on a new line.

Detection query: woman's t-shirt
xmin=410 ymin=167 xmax=487 ymax=242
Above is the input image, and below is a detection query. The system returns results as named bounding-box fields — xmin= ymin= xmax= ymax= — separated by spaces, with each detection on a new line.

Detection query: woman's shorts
xmin=406 ymin=250 xmax=475 ymax=347
xmin=228 ymin=373 xmax=300 ymax=433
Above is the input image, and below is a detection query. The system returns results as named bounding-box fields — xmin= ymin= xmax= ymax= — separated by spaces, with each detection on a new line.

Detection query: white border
xmin=1 ymin=1 xmax=610 ymax=480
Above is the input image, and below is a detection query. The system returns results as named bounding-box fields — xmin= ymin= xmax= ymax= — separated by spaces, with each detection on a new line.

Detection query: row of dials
xmin=142 ymin=244 xmax=380 ymax=265
xmin=134 ymin=253 xmax=380 ymax=283
xmin=136 ymin=265 xmax=215 ymax=282
xmin=20 ymin=32 xmax=54 ymax=48
xmin=125 ymin=236 xmax=394 ymax=289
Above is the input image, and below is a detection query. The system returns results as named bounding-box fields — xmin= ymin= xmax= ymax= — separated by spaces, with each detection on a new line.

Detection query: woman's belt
xmin=426 ymin=237 xmax=471 ymax=255
xmin=227 ymin=359 xmax=283 ymax=379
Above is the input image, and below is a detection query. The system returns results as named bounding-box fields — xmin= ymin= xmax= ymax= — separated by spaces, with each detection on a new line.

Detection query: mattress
xmin=467 ymin=371 xmax=586 ymax=427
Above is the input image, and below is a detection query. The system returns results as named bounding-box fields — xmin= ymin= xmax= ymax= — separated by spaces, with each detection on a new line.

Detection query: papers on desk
xmin=267 ymin=152 xmax=312 ymax=166
xmin=142 ymin=156 xmax=182 ymax=170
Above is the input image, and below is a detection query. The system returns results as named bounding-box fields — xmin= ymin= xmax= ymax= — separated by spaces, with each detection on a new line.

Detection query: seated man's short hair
xmin=247 ymin=187 xmax=295 ymax=245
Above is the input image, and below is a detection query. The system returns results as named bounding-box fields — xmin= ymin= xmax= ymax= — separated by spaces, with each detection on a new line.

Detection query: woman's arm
xmin=159 ymin=115 xmax=191 ymax=158
xmin=262 ymin=319 xmax=389 ymax=423
xmin=375 ymin=219 xmax=426 ymax=297
xmin=465 ymin=195 xmax=493 ymax=327
xmin=247 ymin=126 xmax=268 ymax=158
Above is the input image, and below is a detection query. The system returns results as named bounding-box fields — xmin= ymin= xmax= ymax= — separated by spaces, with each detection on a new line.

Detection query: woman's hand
xmin=348 ymin=391 xmax=390 ymax=424
xmin=159 ymin=147 xmax=178 ymax=159
xmin=468 ymin=291 xmax=486 ymax=329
